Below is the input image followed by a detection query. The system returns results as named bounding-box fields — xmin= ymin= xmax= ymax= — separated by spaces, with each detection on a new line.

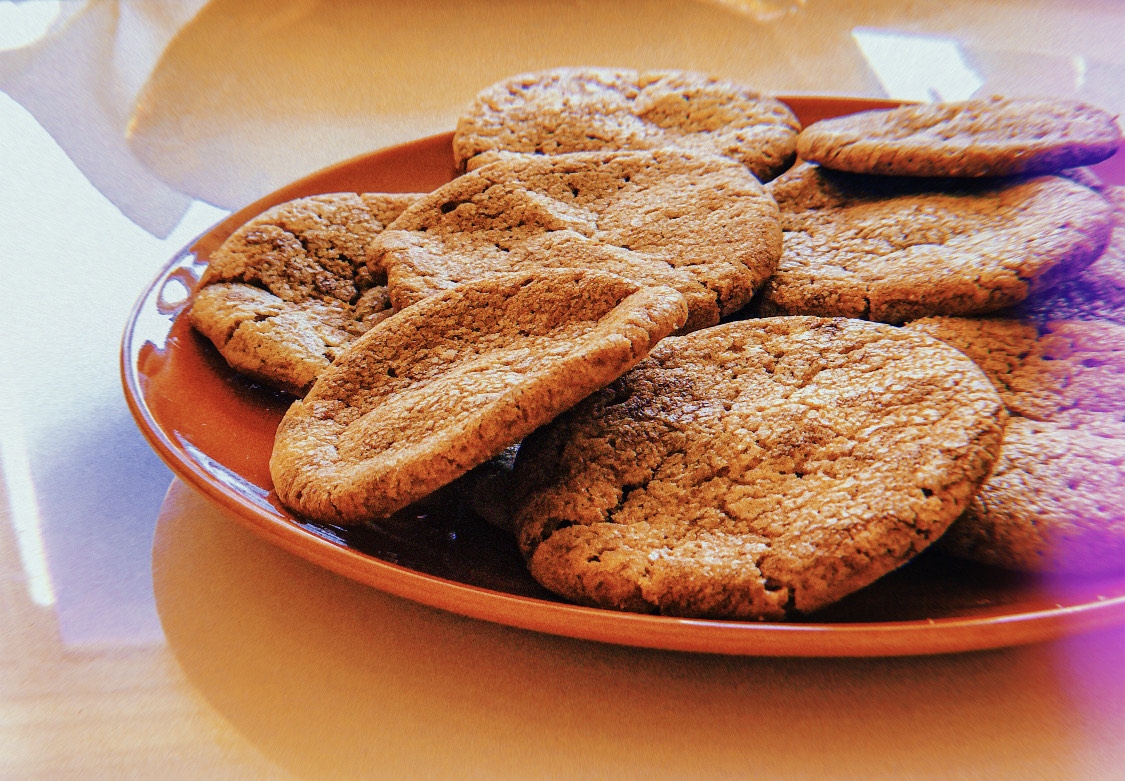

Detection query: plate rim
xmin=121 ymin=94 xmax=1125 ymax=657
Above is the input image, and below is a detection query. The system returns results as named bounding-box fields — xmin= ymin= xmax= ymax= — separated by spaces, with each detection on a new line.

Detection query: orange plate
xmin=122 ymin=95 xmax=1125 ymax=657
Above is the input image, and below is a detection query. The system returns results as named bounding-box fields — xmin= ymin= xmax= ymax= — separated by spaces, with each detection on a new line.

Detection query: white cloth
xmin=0 ymin=0 xmax=208 ymax=236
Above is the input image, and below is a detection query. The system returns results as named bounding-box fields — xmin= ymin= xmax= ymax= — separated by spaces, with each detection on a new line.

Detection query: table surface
xmin=2 ymin=1 xmax=1124 ymax=778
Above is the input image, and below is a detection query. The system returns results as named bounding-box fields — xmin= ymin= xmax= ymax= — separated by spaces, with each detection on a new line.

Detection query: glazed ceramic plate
xmin=122 ymin=95 xmax=1125 ymax=657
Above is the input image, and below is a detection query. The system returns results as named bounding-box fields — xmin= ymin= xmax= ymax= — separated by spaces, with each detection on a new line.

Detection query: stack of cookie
xmin=188 ymin=67 xmax=1124 ymax=620
xmin=759 ymin=97 xmax=1120 ymax=323
xmin=775 ymin=98 xmax=1125 ymax=580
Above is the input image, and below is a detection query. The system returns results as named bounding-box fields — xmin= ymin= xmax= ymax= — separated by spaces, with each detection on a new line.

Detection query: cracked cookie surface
xmin=1015 ymin=184 xmax=1125 ymax=326
xmin=372 ymin=149 xmax=781 ymax=333
xmin=269 ymin=269 xmax=689 ymax=524
xmin=453 ymin=67 xmax=801 ymax=181
xmin=511 ymin=317 xmax=1005 ymax=620
xmin=797 ymin=97 xmax=1121 ymax=177
xmin=907 ymin=316 xmax=1125 ymax=574
xmin=189 ymin=192 xmax=423 ymax=394
xmin=758 ymin=163 xmax=1113 ymax=323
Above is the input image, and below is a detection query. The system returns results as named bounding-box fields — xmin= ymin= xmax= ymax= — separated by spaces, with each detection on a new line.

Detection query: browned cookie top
xmin=201 ymin=192 xmax=421 ymax=294
xmin=758 ymin=163 xmax=1113 ymax=323
xmin=906 ymin=316 xmax=1125 ymax=574
xmin=371 ymin=149 xmax=782 ymax=333
xmin=908 ymin=317 xmax=1125 ymax=433
xmin=453 ymin=67 xmax=801 ymax=181
xmin=797 ymin=97 xmax=1121 ymax=177
xmin=511 ymin=317 xmax=1005 ymax=620
xmin=269 ymin=269 xmax=689 ymax=524
xmin=190 ymin=192 xmax=423 ymax=394
xmin=1015 ymin=185 xmax=1125 ymax=326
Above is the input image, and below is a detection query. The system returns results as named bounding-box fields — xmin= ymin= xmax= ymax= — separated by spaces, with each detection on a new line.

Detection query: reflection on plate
xmin=122 ymin=96 xmax=1125 ymax=657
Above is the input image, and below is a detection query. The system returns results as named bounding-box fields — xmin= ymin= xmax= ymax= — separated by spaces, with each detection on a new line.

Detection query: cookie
xmin=510 ymin=317 xmax=1005 ymax=620
xmin=269 ymin=269 xmax=689 ymax=524
xmin=1014 ymin=185 xmax=1125 ymax=326
xmin=757 ymin=163 xmax=1113 ymax=323
xmin=189 ymin=192 xmax=423 ymax=394
xmin=453 ymin=67 xmax=801 ymax=181
xmin=371 ymin=149 xmax=782 ymax=333
xmin=906 ymin=316 xmax=1125 ymax=574
xmin=796 ymin=97 xmax=1121 ymax=177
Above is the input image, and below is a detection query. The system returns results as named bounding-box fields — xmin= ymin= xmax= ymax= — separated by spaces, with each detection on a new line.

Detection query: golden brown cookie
xmin=269 ymin=269 xmax=689 ymax=524
xmin=906 ymin=316 xmax=1125 ymax=574
xmin=189 ymin=192 xmax=423 ymax=394
xmin=757 ymin=163 xmax=1113 ymax=323
xmin=372 ymin=149 xmax=781 ymax=333
xmin=453 ymin=67 xmax=801 ymax=181
xmin=1015 ymin=185 xmax=1125 ymax=326
xmin=796 ymin=97 xmax=1121 ymax=177
xmin=511 ymin=317 xmax=1005 ymax=620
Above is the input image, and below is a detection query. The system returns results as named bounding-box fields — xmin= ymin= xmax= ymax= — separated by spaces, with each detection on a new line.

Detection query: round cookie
xmin=796 ymin=97 xmax=1121 ymax=177
xmin=269 ymin=269 xmax=689 ymax=524
xmin=758 ymin=163 xmax=1114 ymax=323
xmin=1015 ymin=185 xmax=1125 ymax=326
xmin=511 ymin=317 xmax=1006 ymax=620
xmin=371 ymin=149 xmax=782 ymax=333
xmin=906 ymin=316 xmax=1125 ymax=575
xmin=453 ymin=67 xmax=801 ymax=181
xmin=189 ymin=191 xmax=423 ymax=395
